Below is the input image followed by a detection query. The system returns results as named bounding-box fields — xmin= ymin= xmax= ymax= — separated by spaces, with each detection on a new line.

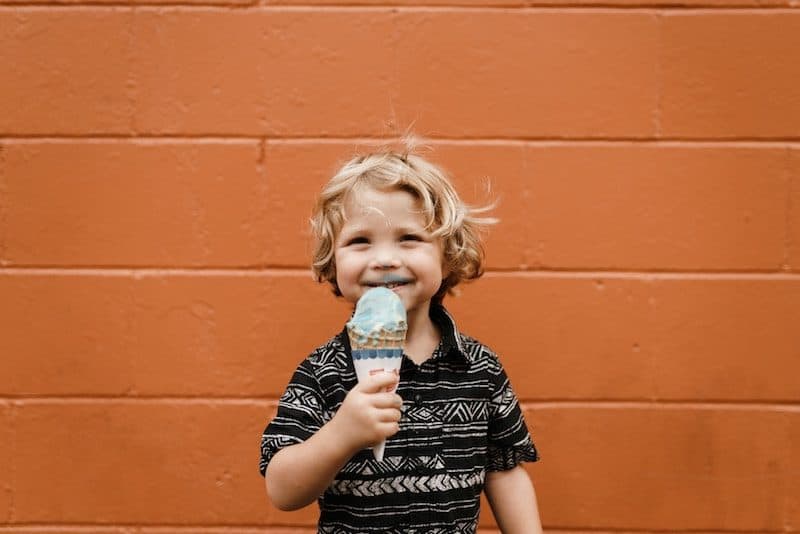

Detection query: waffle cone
xmin=347 ymin=327 xmax=407 ymax=351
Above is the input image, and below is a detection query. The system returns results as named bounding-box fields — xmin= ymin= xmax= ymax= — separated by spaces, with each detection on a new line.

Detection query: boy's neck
xmin=403 ymin=302 xmax=441 ymax=365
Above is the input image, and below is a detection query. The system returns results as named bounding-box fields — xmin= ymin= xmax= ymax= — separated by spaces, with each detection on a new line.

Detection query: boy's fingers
xmin=377 ymin=421 xmax=400 ymax=437
xmin=372 ymin=393 xmax=403 ymax=409
xmin=357 ymin=372 xmax=399 ymax=393
xmin=377 ymin=407 xmax=402 ymax=422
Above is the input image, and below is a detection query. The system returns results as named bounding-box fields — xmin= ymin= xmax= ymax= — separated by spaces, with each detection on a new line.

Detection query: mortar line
xmin=3 ymin=266 xmax=800 ymax=279
xmin=0 ymin=3 xmax=798 ymax=10
xmin=4 ymin=135 xmax=800 ymax=146
xmin=0 ymin=527 xmax=791 ymax=534
xmin=7 ymin=402 xmax=16 ymax=523
xmin=783 ymin=146 xmax=795 ymax=270
xmin=3 ymin=396 xmax=799 ymax=409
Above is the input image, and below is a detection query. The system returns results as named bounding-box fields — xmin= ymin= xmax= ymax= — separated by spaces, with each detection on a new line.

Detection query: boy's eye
xmin=345 ymin=236 xmax=369 ymax=246
xmin=400 ymin=234 xmax=422 ymax=241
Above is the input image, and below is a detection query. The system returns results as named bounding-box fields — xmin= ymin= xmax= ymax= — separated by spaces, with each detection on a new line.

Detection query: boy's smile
xmin=361 ymin=273 xmax=413 ymax=291
xmin=334 ymin=186 xmax=448 ymax=325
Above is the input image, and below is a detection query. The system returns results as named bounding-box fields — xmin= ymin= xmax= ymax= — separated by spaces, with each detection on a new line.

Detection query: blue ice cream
xmin=346 ymin=287 xmax=407 ymax=349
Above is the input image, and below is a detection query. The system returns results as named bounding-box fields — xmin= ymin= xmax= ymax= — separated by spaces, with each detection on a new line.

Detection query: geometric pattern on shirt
xmin=441 ymin=401 xmax=488 ymax=423
xmin=319 ymin=523 xmax=477 ymax=534
xmin=259 ymin=304 xmax=538 ymax=533
xmin=328 ymin=470 xmax=486 ymax=497
xmin=339 ymin=454 xmax=446 ymax=475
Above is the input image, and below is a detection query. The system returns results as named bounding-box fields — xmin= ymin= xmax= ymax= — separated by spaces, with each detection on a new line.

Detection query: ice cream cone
xmin=346 ymin=287 xmax=407 ymax=461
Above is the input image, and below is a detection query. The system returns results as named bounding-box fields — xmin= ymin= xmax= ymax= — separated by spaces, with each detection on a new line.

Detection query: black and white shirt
xmin=260 ymin=305 xmax=538 ymax=533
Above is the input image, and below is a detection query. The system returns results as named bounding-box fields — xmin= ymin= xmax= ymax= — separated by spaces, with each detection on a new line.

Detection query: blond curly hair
xmin=310 ymin=147 xmax=496 ymax=302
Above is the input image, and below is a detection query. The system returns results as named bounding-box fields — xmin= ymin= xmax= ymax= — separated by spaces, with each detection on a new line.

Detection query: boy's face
xmin=334 ymin=186 xmax=447 ymax=322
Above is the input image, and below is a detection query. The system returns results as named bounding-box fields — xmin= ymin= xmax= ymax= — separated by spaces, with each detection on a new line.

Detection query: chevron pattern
xmin=441 ymin=401 xmax=488 ymax=423
xmin=339 ymin=454 xmax=446 ymax=475
xmin=329 ymin=471 xmax=485 ymax=497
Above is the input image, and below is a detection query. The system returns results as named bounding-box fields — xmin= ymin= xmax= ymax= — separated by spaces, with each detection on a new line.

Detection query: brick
xmin=269 ymin=0 xmax=789 ymax=4
xmin=263 ymin=141 xmax=788 ymax=270
xmin=449 ymin=275 xmax=800 ymax=401
xmin=0 ymin=141 xmax=267 ymax=266
xmin=132 ymin=9 xmax=398 ymax=135
xmin=1 ymin=141 xmax=787 ymax=270
xmin=528 ymin=144 xmax=787 ymax=270
xmin=2 ymin=0 xmax=252 ymax=4
xmin=661 ymin=12 xmax=800 ymax=138
xmin=0 ymin=273 xmax=349 ymax=397
xmin=0 ymin=9 xmax=135 ymax=135
xmin=261 ymin=142 xmax=349 ymax=267
xmin=0 ymin=403 xmax=10 ymax=521
xmin=131 ymin=10 xmax=656 ymax=137
xmin=0 ymin=530 xmax=320 ymax=534
xmin=444 ymin=143 xmax=788 ymax=270
xmin=2 ymin=273 xmax=797 ymax=402
xmin=789 ymin=148 xmax=800 ymax=271
xmin=527 ymin=405 xmax=799 ymax=530
xmin=14 ymin=402 xmax=795 ymax=529
xmin=132 ymin=9 xmax=267 ymax=135
xmin=392 ymin=11 xmax=658 ymax=138
xmin=12 ymin=401 xmax=321 ymax=524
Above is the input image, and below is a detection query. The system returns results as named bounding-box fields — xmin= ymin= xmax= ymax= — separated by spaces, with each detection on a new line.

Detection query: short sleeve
xmin=259 ymin=359 xmax=328 ymax=476
xmin=486 ymin=357 xmax=539 ymax=472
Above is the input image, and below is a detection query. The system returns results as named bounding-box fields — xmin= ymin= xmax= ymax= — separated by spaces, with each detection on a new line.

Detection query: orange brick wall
xmin=1 ymin=1 xmax=799 ymax=533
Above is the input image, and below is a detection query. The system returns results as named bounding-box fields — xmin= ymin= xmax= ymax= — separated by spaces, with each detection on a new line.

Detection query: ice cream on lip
xmin=361 ymin=273 xmax=413 ymax=289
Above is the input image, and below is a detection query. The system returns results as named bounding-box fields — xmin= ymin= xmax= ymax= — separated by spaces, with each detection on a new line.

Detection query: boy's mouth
xmin=363 ymin=276 xmax=412 ymax=290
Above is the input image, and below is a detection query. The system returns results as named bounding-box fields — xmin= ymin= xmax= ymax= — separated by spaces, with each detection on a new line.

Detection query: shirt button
xmin=413 ymin=394 xmax=422 ymax=403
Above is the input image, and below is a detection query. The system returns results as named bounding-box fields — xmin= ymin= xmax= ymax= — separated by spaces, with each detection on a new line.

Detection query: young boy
xmin=260 ymin=150 xmax=542 ymax=533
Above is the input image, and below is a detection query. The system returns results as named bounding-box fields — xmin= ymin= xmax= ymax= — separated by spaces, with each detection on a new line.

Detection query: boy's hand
xmin=331 ymin=372 xmax=403 ymax=454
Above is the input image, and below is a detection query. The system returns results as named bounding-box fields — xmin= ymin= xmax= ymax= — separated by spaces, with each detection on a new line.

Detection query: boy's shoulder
xmin=455 ymin=331 xmax=502 ymax=366
xmin=304 ymin=330 xmax=350 ymax=368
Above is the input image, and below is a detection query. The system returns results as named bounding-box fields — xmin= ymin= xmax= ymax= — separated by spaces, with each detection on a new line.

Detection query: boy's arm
xmin=484 ymin=465 xmax=543 ymax=534
xmin=265 ymin=372 xmax=402 ymax=511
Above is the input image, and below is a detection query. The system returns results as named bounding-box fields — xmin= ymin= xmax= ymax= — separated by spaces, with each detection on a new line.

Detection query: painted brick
xmin=1 ymin=0 xmax=253 ymax=4
xmin=528 ymin=405 xmax=799 ymax=530
xmin=440 ymin=143 xmax=788 ymax=270
xmin=131 ymin=10 xmax=657 ymax=137
xmin=2 ymin=273 xmax=797 ymax=402
xmin=260 ymin=142 xmax=349 ymax=267
xmin=0 ymin=273 xmax=348 ymax=397
xmin=11 ymin=402 xmax=797 ymax=530
xmin=269 ymin=0 xmax=789 ymax=4
xmin=132 ymin=9 xmax=267 ymax=135
xmin=789 ymin=148 xmax=800 ymax=271
xmin=11 ymin=401 xmax=322 ymax=525
xmin=1 ymin=141 xmax=787 ymax=270
xmin=0 ymin=403 xmax=10 ymax=522
xmin=392 ymin=11 xmax=658 ymax=138
xmin=264 ymin=141 xmax=788 ymax=271
xmin=0 ymin=9 xmax=135 ymax=136
xmin=449 ymin=275 xmax=800 ymax=402
xmin=0 ymin=141 xmax=266 ymax=267
xmin=132 ymin=9 xmax=398 ymax=136
xmin=661 ymin=12 xmax=800 ymax=138
xmin=0 ymin=527 xmax=508 ymax=533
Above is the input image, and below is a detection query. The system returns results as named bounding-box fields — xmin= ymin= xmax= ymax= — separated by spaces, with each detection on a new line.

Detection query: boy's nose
xmin=371 ymin=246 xmax=401 ymax=269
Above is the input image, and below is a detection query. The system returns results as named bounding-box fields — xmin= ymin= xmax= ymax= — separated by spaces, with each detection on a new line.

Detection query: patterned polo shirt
xmin=260 ymin=305 xmax=538 ymax=533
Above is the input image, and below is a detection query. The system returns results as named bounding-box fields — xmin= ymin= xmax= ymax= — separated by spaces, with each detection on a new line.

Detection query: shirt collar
xmin=430 ymin=303 xmax=471 ymax=363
